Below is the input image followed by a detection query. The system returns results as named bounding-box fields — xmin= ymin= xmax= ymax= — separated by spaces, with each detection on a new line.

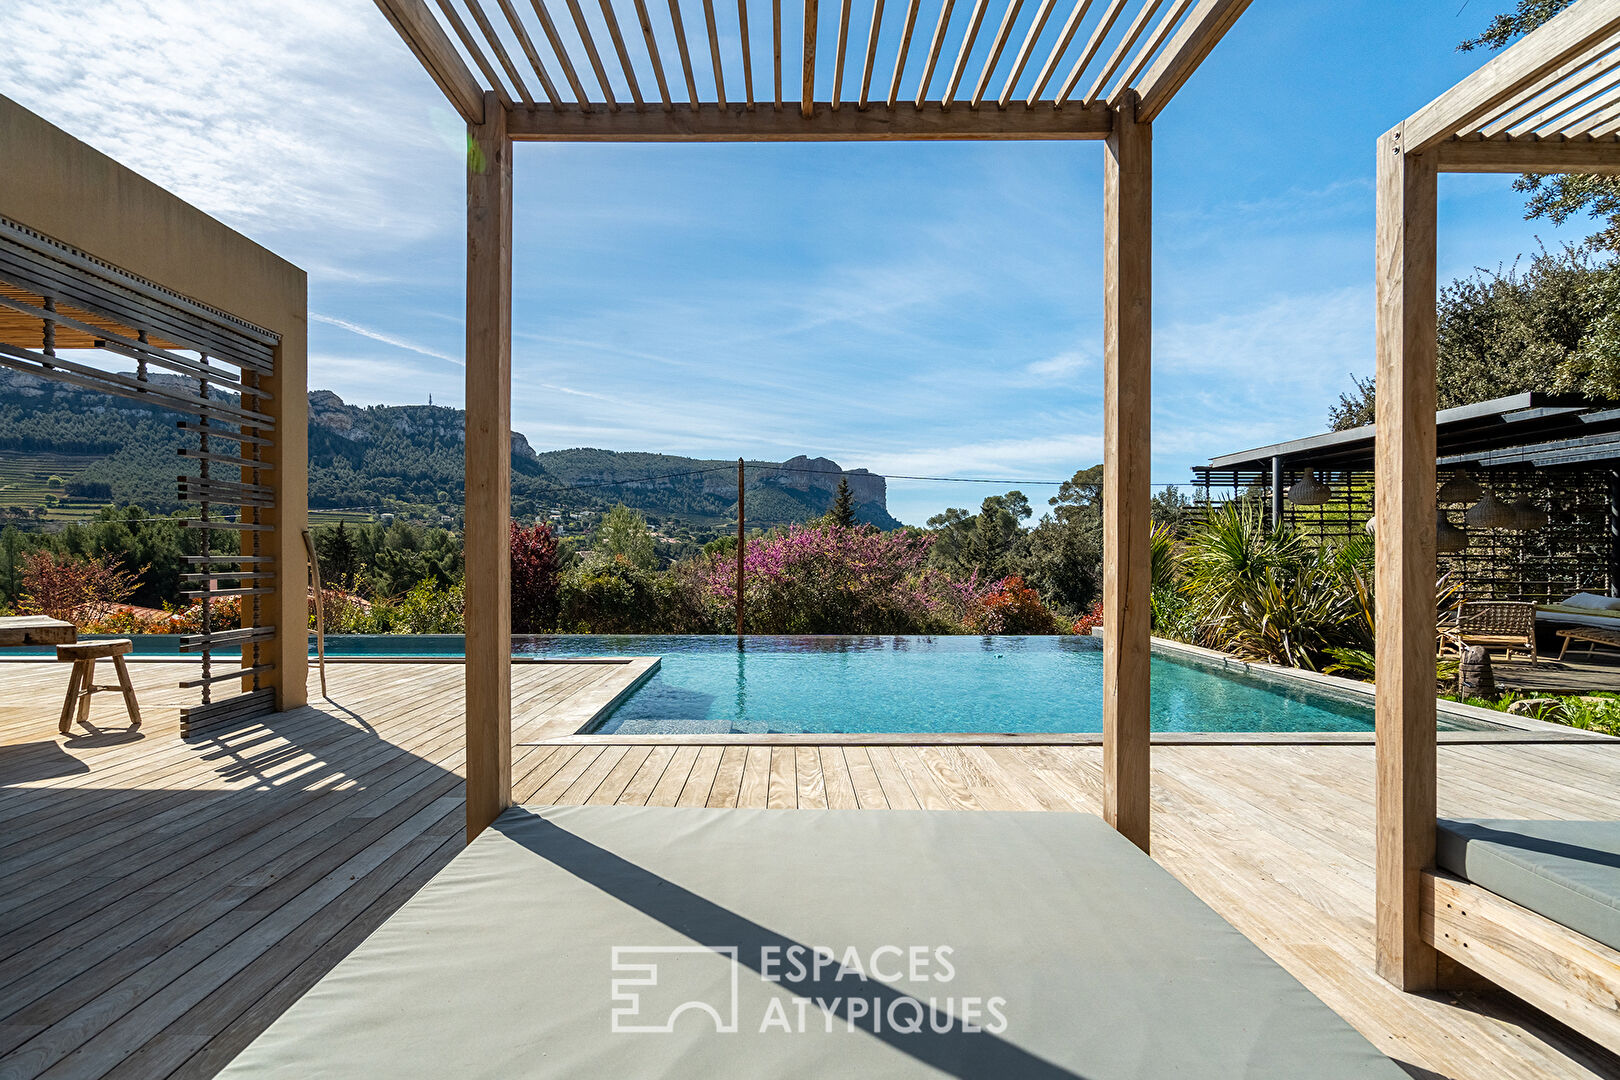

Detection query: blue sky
xmin=0 ymin=0 xmax=1597 ymax=524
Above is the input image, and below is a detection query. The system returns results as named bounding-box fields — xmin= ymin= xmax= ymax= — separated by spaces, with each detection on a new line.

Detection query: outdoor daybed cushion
xmin=1536 ymin=603 xmax=1620 ymax=628
xmin=1437 ymin=818 xmax=1620 ymax=953
xmin=221 ymin=806 xmax=1404 ymax=1079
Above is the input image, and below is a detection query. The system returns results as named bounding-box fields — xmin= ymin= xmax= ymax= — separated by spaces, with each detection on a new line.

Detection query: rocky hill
xmin=0 ymin=375 xmax=898 ymax=531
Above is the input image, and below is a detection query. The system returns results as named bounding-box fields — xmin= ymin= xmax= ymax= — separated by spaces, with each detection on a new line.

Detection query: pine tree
xmin=831 ymin=477 xmax=858 ymax=529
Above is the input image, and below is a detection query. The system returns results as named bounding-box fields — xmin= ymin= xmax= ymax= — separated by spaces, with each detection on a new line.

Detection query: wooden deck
xmin=3 ymin=659 xmax=1620 ymax=1079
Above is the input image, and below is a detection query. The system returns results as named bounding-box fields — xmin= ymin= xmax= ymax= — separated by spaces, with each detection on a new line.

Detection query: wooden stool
xmin=57 ymin=639 xmax=141 ymax=734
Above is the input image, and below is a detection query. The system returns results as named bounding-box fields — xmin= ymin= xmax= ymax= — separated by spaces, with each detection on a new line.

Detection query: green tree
xmin=1329 ymin=246 xmax=1620 ymax=428
xmin=927 ymin=491 xmax=1031 ymax=582
xmin=831 ymin=476 xmax=858 ymax=529
xmin=593 ymin=503 xmax=658 ymax=569
xmin=1461 ymin=2 xmax=1620 ymax=252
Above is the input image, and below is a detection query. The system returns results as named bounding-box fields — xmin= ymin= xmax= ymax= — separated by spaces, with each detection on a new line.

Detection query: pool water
xmin=30 ymin=634 xmax=1485 ymax=735
xmin=527 ymin=634 xmax=1450 ymax=736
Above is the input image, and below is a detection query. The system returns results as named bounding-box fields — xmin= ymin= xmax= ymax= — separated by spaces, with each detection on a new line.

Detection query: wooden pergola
xmin=1375 ymin=0 xmax=1620 ymax=1001
xmin=375 ymin=0 xmax=1252 ymax=843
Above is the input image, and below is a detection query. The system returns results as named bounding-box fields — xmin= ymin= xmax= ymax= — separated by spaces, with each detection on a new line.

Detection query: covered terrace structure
xmin=374 ymin=0 xmax=1256 ymax=849
xmin=1374 ymin=0 xmax=1620 ymax=1050
xmin=1193 ymin=392 xmax=1620 ymax=605
xmin=0 ymin=94 xmax=308 ymax=730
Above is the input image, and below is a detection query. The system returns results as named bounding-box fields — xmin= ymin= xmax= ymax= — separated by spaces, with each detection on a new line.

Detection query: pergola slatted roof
xmin=1405 ymin=0 xmax=1620 ymax=173
xmin=377 ymin=0 xmax=1249 ymax=137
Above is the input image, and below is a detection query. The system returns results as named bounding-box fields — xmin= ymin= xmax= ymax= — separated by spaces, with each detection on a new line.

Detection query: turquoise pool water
xmin=521 ymin=634 xmax=1447 ymax=736
xmin=27 ymin=634 xmax=1482 ymax=735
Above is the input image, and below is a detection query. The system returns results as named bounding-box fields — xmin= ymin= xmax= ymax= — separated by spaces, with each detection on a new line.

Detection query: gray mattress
xmin=221 ymin=806 xmax=1404 ymax=1078
xmin=1438 ymin=818 xmax=1620 ymax=952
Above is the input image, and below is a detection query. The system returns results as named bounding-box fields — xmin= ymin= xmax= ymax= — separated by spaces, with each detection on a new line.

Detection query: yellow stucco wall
xmin=0 ymin=93 xmax=309 ymax=710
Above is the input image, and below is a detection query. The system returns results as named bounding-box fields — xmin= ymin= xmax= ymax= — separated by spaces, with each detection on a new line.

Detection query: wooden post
xmin=736 ymin=458 xmax=746 ymax=640
xmin=1102 ymin=91 xmax=1152 ymax=854
xmin=1374 ymin=123 xmax=1439 ymax=991
xmin=465 ymin=92 xmax=513 ymax=842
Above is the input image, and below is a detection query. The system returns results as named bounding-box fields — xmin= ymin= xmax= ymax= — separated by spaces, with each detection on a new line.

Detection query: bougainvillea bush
xmin=702 ymin=524 xmax=987 ymax=635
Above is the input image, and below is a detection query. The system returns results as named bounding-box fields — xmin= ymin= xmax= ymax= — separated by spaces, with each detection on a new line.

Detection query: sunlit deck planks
xmin=3 ymin=658 xmax=1620 ymax=1078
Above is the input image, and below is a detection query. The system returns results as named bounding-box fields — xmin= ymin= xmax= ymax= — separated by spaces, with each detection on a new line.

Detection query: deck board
xmin=4 ymin=658 xmax=1620 ymax=1078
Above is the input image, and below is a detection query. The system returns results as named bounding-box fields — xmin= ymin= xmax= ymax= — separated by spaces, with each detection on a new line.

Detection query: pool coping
xmin=526 ymin=636 xmax=1616 ymax=747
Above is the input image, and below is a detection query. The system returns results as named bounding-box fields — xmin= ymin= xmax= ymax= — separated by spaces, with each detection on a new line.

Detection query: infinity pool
xmin=520 ymin=634 xmax=1472 ymax=736
xmin=31 ymin=633 xmax=1486 ymax=735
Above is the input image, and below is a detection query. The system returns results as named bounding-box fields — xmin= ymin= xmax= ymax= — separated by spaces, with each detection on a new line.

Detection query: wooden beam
xmin=1073 ymin=0 xmax=1164 ymax=105
xmin=374 ymin=0 xmax=487 ymax=124
xmin=1403 ymin=0 xmax=1620 ymax=154
xmin=857 ymin=0 xmax=886 ymax=108
xmin=1374 ymin=124 xmax=1439 ymax=991
xmin=1102 ymin=91 xmax=1151 ymax=854
xmin=887 ymin=0 xmax=923 ymax=107
xmin=1436 ymin=135 xmax=1620 ymax=174
xmin=435 ymin=0 xmax=516 ymax=108
xmin=565 ymin=0 xmax=623 ymax=108
xmin=1133 ymin=0 xmax=1249 ymax=123
xmin=996 ymin=0 xmax=1057 ymax=108
xmin=941 ymin=0 xmax=991 ymax=107
xmin=493 ymin=0 xmax=564 ymax=105
xmin=832 ymin=0 xmax=854 ymax=108
xmin=701 ymin=0 xmax=729 ymax=108
xmin=914 ymin=0 xmax=958 ymax=107
xmin=1424 ymin=870 xmax=1620 ymax=1049
xmin=508 ymin=98 xmax=1112 ymax=137
xmin=633 ymin=0 xmax=676 ymax=108
xmin=739 ymin=0 xmax=756 ymax=107
xmin=669 ymin=0 xmax=704 ymax=109
xmin=803 ymin=0 xmax=819 ymax=116
xmin=531 ymin=0 xmax=596 ymax=110
xmin=1025 ymin=0 xmax=1096 ymax=105
xmin=1104 ymin=0 xmax=1194 ymax=108
xmin=599 ymin=0 xmax=647 ymax=107
xmin=465 ymin=93 xmax=513 ymax=842
xmin=1049 ymin=0 xmax=1127 ymax=107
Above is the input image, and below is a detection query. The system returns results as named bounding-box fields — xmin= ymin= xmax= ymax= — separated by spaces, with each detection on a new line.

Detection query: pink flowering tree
xmin=704 ymin=524 xmax=987 ymax=634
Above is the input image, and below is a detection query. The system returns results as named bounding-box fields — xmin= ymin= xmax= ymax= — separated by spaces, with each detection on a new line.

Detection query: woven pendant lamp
xmin=1436 ymin=472 xmax=1481 ymax=505
xmin=1511 ymin=496 xmax=1549 ymax=531
xmin=1436 ymin=511 xmax=1469 ymax=553
xmin=1287 ymin=472 xmax=1332 ymax=506
xmin=1464 ymin=490 xmax=1517 ymax=530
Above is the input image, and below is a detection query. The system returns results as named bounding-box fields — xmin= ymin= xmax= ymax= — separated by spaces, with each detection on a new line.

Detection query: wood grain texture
xmin=463 ymin=94 xmax=514 ymax=842
xmin=1424 ymin=870 xmax=1620 ymax=1051
xmin=1373 ymin=126 xmax=1439 ymax=991
xmin=1435 ymin=137 xmax=1620 ymax=175
xmin=506 ymin=99 xmax=1111 ymax=139
xmin=1102 ymin=91 xmax=1152 ymax=853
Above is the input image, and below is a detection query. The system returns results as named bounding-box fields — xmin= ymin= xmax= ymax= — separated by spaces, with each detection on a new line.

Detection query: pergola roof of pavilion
xmin=1403 ymin=0 xmax=1620 ymax=174
xmin=375 ymin=0 xmax=1249 ymax=139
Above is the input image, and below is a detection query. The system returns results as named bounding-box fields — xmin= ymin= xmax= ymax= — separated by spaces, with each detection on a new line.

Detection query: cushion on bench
xmin=220 ymin=806 xmax=1405 ymax=1079
xmin=1436 ymin=818 xmax=1620 ymax=952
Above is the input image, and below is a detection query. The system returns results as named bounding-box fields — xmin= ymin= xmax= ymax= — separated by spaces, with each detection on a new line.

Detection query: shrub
xmin=19 ymin=551 xmax=143 ymax=626
xmin=510 ymin=522 xmax=561 ymax=633
xmin=560 ymin=558 xmax=659 ymax=634
xmin=974 ymin=575 xmax=1063 ymax=634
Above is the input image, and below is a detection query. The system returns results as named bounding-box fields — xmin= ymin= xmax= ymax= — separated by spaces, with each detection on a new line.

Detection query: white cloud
xmin=0 ymin=0 xmax=463 ymax=267
xmin=1023 ymin=351 xmax=1091 ymax=381
xmin=312 ymin=314 xmax=462 ymax=366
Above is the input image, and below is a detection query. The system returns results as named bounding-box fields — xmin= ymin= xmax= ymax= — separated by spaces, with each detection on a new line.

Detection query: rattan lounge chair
xmin=1454 ymin=600 xmax=1538 ymax=663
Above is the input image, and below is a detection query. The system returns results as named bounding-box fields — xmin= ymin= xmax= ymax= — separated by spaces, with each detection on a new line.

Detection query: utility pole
xmin=736 ymin=458 xmax=745 ymax=642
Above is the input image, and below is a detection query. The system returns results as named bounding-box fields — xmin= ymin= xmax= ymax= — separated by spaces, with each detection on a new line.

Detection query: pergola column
xmin=1103 ymin=91 xmax=1152 ymax=854
xmin=465 ymin=92 xmax=513 ymax=841
xmin=1373 ymin=124 xmax=1438 ymax=990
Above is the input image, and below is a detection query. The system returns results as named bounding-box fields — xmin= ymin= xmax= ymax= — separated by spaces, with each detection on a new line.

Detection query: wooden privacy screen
xmin=0 ymin=216 xmax=283 ymax=734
